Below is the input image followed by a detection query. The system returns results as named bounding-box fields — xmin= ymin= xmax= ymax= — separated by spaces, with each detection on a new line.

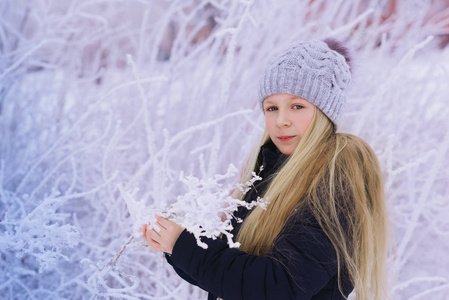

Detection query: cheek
xmin=302 ymin=110 xmax=315 ymax=132
xmin=304 ymin=117 xmax=313 ymax=131
xmin=265 ymin=115 xmax=275 ymax=132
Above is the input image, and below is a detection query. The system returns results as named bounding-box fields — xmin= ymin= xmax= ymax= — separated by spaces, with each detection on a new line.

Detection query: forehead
xmin=263 ymin=93 xmax=310 ymax=104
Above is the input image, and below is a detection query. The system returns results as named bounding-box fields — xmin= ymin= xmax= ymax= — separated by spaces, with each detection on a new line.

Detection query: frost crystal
xmin=121 ymin=164 xmax=267 ymax=249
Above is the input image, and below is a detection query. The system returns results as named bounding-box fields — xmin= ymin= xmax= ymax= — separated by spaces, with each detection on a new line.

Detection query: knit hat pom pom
xmin=323 ymin=38 xmax=352 ymax=72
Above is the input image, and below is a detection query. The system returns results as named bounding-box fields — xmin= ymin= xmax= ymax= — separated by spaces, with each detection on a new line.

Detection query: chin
xmin=273 ymin=141 xmax=296 ymax=155
xmin=279 ymin=148 xmax=293 ymax=155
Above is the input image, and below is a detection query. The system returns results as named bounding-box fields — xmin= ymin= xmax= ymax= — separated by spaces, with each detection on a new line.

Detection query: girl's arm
xmin=164 ymin=253 xmax=203 ymax=288
xmin=143 ymin=215 xmax=340 ymax=300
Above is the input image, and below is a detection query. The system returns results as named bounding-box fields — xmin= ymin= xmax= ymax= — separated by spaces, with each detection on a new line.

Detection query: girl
xmin=142 ymin=39 xmax=389 ymax=300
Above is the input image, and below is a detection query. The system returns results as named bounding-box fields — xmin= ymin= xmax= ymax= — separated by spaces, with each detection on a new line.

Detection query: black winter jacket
xmin=166 ymin=141 xmax=354 ymax=299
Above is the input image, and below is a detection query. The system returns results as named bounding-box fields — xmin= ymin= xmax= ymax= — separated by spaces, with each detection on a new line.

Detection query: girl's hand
xmin=141 ymin=215 xmax=184 ymax=255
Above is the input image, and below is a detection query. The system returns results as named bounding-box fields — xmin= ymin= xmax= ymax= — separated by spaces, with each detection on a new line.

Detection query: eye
xmin=292 ymin=104 xmax=304 ymax=109
xmin=265 ymin=106 xmax=278 ymax=112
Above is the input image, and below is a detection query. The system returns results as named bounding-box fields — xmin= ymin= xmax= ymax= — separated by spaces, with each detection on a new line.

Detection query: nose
xmin=276 ymin=110 xmax=291 ymax=128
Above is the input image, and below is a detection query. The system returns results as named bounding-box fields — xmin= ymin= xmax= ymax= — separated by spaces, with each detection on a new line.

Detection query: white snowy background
xmin=1 ymin=0 xmax=449 ymax=299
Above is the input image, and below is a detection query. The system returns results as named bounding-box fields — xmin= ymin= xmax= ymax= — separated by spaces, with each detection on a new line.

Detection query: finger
xmin=152 ymin=228 xmax=161 ymax=237
xmin=155 ymin=215 xmax=168 ymax=230
xmin=155 ymin=215 xmax=172 ymax=229
xmin=156 ymin=222 xmax=167 ymax=231
xmin=147 ymin=228 xmax=161 ymax=242
xmin=140 ymin=224 xmax=147 ymax=237
xmin=148 ymin=238 xmax=162 ymax=252
xmin=152 ymin=223 xmax=162 ymax=233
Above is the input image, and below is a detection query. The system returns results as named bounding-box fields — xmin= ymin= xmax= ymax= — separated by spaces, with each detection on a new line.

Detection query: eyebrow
xmin=264 ymin=97 xmax=308 ymax=105
xmin=290 ymin=98 xmax=311 ymax=107
xmin=290 ymin=96 xmax=308 ymax=102
xmin=263 ymin=100 xmax=274 ymax=105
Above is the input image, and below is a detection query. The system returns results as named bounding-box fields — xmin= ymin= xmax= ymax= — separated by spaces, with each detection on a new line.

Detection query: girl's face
xmin=263 ymin=93 xmax=315 ymax=155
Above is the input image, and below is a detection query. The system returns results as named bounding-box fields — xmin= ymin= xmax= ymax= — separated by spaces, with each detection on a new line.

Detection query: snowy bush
xmin=1 ymin=0 xmax=449 ymax=299
xmin=120 ymin=164 xmax=265 ymax=249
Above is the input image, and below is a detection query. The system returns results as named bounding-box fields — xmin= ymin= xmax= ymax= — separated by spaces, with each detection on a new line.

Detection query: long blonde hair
xmin=236 ymin=109 xmax=389 ymax=299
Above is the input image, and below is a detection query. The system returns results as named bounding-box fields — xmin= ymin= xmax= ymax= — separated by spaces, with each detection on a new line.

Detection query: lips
xmin=278 ymin=136 xmax=296 ymax=142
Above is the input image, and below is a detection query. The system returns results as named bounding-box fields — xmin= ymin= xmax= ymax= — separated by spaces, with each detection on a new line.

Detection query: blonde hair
xmin=236 ymin=110 xmax=389 ymax=299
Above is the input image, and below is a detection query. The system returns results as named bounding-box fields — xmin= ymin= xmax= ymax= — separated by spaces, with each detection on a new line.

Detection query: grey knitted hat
xmin=258 ymin=40 xmax=351 ymax=125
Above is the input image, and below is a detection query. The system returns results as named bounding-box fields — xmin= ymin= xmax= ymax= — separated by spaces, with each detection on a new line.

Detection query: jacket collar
xmin=259 ymin=140 xmax=288 ymax=175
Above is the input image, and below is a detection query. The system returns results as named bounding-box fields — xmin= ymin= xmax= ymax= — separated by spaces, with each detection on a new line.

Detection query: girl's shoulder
xmin=282 ymin=207 xmax=322 ymax=233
